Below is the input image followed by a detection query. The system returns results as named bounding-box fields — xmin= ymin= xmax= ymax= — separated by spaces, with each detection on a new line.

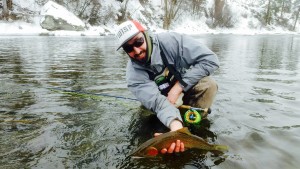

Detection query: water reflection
xmin=0 ymin=35 xmax=299 ymax=169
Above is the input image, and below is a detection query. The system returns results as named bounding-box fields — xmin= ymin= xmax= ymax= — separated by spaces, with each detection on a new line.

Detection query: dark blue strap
xmin=159 ymin=45 xmax=188 ymax=87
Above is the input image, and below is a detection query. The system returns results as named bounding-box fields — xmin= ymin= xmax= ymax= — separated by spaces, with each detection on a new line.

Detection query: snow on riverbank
xmin=1 ymin=20 xmax=299 ymax=37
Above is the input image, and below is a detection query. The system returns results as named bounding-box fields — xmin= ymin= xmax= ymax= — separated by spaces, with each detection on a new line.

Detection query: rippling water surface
xmin=0 ymin=35 xmax=299 ymax=169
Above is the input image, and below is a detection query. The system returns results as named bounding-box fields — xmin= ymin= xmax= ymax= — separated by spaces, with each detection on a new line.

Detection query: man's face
xmin=122 ymin=32 xmax=147 ymax=63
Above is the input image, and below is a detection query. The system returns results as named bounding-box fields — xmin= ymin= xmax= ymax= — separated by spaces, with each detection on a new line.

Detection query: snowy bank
xmin=0 ymin=0 xmax=299 ymax=36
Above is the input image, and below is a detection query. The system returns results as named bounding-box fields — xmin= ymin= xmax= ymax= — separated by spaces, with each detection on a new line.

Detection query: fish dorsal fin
xmin=177 ymin=127 xmax=192 ymax=135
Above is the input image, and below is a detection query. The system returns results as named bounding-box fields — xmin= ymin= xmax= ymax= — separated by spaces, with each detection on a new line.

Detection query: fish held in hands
xmin=130 ymin=127 xmax=228 ymax=158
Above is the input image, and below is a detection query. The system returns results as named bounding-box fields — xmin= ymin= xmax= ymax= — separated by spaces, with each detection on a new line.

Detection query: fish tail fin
xmin=214 ymin=145 xmax=229 ymax=152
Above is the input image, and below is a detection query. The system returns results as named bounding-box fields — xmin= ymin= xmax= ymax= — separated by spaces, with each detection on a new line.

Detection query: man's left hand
xmin=153 ymin=133 xmax=185 ymax=154
xmin=154 ymin=120 xmax=185 ymax=154
xmin=161 ymin=139 xmax=185 ymax=154
xmin=167 ymin=81 xmax=183 ymax=105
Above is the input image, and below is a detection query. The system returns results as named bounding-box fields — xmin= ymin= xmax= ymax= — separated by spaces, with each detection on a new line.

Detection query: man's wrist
xmin=173 ymin=81 xmax=183 ymax=94
xmin=169 ymin=119 xmax=183 ymax=131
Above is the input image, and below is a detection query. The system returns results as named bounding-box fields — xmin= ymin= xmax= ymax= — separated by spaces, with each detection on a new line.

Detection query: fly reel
xmin=184 ymin=109 xmax=201 ymax=124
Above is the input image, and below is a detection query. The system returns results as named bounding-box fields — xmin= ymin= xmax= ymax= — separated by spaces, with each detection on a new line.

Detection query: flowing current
xmin=0 ymin=35 xmax=299 ymax=169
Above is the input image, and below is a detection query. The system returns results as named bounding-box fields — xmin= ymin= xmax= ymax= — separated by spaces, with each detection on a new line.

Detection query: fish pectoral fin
xmin=147 ymin=147 xmax=159 ymax=156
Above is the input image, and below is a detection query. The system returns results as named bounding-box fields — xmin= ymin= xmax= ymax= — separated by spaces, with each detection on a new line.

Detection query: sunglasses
xmin=122 ymin=37 xmax=144 ymax=53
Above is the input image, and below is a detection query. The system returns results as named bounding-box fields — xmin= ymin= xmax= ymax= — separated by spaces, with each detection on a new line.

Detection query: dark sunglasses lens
xmin=123 ymin=45 xmax=133 ymax=53
xmin=123 ymin=37 xmax=144 ymax=53
xmin=135 ymin=37 xmax=144 ymax=47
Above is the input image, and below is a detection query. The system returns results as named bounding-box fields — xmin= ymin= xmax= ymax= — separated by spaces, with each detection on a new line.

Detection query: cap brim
xmin=116 ymin=32 xmax=140 ymax=51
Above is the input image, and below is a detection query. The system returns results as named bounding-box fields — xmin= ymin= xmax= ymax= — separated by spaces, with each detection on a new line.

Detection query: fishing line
xmin=13 ymin=83 xmax=140 ymax=110
xmin=17 ymin=83 xmax=138 ymax=101
xmin=48 ymin=86 xmax=139 ymax=101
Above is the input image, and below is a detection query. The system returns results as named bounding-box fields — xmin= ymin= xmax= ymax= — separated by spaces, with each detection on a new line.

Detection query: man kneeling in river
xmin=115 ymin=20 xmax=219 ymax=154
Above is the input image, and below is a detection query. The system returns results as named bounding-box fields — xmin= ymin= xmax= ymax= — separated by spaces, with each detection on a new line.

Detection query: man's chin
xmin=139 ymin=57 xmax=148 ymax=63
xmin=133 ymin=57 xmax=148 ymax=65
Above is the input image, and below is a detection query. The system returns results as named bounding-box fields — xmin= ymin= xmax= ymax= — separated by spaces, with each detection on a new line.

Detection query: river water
xmin=0 ymin=34 xmax=299 ymax=169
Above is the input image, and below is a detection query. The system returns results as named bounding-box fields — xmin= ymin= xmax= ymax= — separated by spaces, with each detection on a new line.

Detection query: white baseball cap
xmin=116 ymin=20 xmax=146 ymax=50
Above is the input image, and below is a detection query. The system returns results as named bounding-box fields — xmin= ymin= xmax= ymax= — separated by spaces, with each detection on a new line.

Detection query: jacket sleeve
xmin=126 ymin=61 xmax=183 ymax=128
xmin=158 ymin=33 xmax=219 ymax=92
xmin=178 ymin=34 xmax=220 ymax=92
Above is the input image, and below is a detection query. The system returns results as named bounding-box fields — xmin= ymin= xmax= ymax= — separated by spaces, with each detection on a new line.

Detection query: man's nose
xmin=133 ymin=46 xmax=141 ymax=54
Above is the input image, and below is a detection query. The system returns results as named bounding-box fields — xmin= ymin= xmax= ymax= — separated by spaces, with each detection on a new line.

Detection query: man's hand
xmin=160 ymin=139 xmax=185 ymax=154
xmin=154 ymin=119 xmax=185 ymax=154
xmin=167 ymin=81 xmax=183 ymax=105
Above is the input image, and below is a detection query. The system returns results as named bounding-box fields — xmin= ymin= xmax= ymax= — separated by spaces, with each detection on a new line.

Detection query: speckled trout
xmin=130 ymin=127 xmax=228 ymax=158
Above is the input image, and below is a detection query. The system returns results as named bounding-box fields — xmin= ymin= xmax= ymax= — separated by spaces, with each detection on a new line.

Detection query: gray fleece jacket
xmin=126 ymin=32 xmax=219 ymax=128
